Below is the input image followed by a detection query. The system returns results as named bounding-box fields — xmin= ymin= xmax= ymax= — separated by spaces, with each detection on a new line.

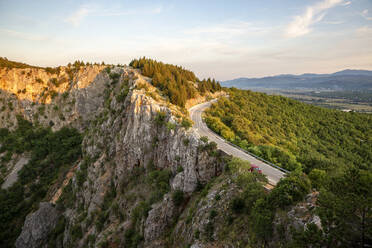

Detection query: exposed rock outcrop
xmin=6 ymin=64 xmax=323 ymax=248
xmin=0 ymin=65 xmax=107 ymax=131
xmin=0 ymin=65 xmax=105 ymax=103
xmin=270 ymin=191 xmax=321 ymax=246
xmin=15 ymin=202 xmax=60 ymax=248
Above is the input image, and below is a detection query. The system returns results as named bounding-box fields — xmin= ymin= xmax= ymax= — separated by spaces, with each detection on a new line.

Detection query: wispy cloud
xmin=65 ymin=5 xmax=94 ymax=27
xmin=342 ymin=1 xmax=351 ymax=6
xmin=285 ymin=0 xmax=345 ymax=38
xmin=361 ymin=9 xmax=372 ymax=21
xmin=0 ymin=28 xmax=48 ymax=41
xmin=65 ymin=5 xmax=163 ymax=27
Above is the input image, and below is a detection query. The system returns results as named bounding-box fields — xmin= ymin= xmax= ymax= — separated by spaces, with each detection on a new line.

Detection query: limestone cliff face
xmin=11 ymin=65 xmax=226 ymax=248
xmin=61 ymin=71 xmax=225 ymax=247
xmin=0 ymin=65 xmax=105 ymax=103
xmin=0 ymin=65 xmax=107 ymax=130
xmin=8 ymin=65 xmax=320 ymax=248
xmin=15 ymin=203 xmax=60 ymax=248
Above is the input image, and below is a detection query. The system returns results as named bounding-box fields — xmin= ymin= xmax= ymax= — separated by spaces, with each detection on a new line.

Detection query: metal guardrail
xmin=203 ymin=119 xmax=290 ymax=174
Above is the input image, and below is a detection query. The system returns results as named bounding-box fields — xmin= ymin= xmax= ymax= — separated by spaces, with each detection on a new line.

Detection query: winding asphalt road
xmin=189 ymin=100 xmax=285 ymax=185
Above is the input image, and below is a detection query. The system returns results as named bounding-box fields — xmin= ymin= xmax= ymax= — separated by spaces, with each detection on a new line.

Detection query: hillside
xmin=205 ymin=88 xmax=372 ymax=246
xmin=0 ymin=58 xmax=370 ymax=248
xmin=204 ymin=88 xmax=372 ymax=173
xmin=223 ymin=69 xmax=372 ymax=90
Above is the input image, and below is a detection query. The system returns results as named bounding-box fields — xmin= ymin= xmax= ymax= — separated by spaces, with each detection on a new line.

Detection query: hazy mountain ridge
xmin=223 ymin=69 xmax=372 ymax=90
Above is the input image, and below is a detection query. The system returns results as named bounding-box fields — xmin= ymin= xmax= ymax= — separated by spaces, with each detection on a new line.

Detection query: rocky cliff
xmin=0 ymin=64 xmax=106 ymax=131
xmin=1 ymin=63 xmax=320 ymax=248
xmin=1 ymin=64 xmax=226 ymax=247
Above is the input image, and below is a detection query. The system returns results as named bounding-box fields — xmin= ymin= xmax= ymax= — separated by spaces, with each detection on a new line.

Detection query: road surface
xmin=1 ymin=156 xmax=29 ymax=189
xmin=189 ymin=100 xmax=285 ymax=185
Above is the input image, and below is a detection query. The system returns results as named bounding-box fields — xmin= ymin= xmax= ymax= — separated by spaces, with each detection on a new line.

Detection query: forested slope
xmin=130 ymin=57 xmax=221 ymax=107
xmin=204 ymin=88 xmax=372 ymax=247
xmin=205 ymin=88 xmax=372 ymax=173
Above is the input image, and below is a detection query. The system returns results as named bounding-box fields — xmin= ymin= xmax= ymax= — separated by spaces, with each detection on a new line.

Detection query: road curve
xmin=189 ymin=100 xmax=285 ymax=185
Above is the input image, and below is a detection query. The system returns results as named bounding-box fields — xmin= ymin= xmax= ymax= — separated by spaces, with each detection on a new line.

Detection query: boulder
xmin=15 ymin=202 xmax=60 ymax=248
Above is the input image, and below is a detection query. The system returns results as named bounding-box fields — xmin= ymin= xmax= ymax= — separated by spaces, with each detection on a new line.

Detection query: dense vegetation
xmin=0 ymin=116 xmax=82 ymax=247
xmin=130 ymin=57 xmax=221 ymax=107
xmin=205 ymin=88 xmax=372 ymax=173
xmin=205 ymin=88 xmax=372 ymax=246
xmin=198 ymin=158 xmax=312 ymax=247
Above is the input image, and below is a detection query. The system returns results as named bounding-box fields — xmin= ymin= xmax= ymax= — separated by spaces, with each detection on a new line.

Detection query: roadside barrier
xmin=203 ymin=119 xmax=290 ymax=174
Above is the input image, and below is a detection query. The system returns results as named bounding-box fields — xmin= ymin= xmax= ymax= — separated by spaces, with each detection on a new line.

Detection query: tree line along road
xmin=189 ymin=99 xmax=286 ymax=185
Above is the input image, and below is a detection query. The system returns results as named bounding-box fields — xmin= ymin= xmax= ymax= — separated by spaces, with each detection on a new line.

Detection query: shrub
xmin=95 ymin=211 xmax=107 ymax=231
xmin=194 ymin=229 xmax=200 ymax=239
xmin=204 ymin=222 xmax=214 ymax=241
xmin=109 ymin=72 xmax=120 ymax=84
xmin=231 ymin=197 xmax=245 ymax=214
xmin=166 ymin=121 xmax=176 ymax=131
xmin=59 ymin=113 xmax=65 ymax=121
xmin=172 ymin=190 xmax=184 ymax=206
xmin=250 ymin=198 xmax=274 ymax=242
xmin=209 ymin=209 xmax=217 ymax=219
xmin=176 ymin=165 xmax=184 ymax=173
xmin=50 ymin=78 xmax=59 ymax=86
xmin=62 ymin=92 xmax=69 ymax=100
xmin=200 ymin=136 xmax=208 ymax=143
xmin=183 ymin=138 xmax=190 ymax=146
xmin=131 ymin=201 xmax=151 ymax=224
xmin=38 ymin=105 xmax=46 ymax=115
xmin=50 ymin=90 xmax=58 ymax=99
xmin=181 ymin=118 xmax=192 ymax=129
xmin=71 ymin=223 xmax=83 ymax=240
xmin=136 ymin=82 xmax=149 ymax=91
xmin=154 ymin=111 xmax=167 ymax=126
xmin=124 ymin=228 xmax=143 ymax=248
xmin=269 ymin=171 xmax=311 ymax=208
xmin=36 ymin=78 xmax=43 ymax=83
xmin=7 ymin=102 xmax=13 ymax=110
xmin=309 ymin=169 xmax=328 ymax=189
xmin=146 ymin=169 xmax=171 ymax=200
xmin=116 ymin=87 xmax=129 ymax=103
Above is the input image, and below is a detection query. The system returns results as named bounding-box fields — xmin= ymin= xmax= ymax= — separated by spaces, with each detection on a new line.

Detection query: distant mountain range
xmin=222 ymin=69 xmax=372 ymax=91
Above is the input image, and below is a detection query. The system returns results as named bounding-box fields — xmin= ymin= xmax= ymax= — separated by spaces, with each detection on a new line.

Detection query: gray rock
xmin=15 ymin=202 xmax=60 ymax=248
xmin=144 ymin=194 xmax=176 ymax=243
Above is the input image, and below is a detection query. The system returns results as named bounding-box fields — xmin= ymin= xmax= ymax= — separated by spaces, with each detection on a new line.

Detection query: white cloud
xmin=361 ymin=9 xmax=372 ymax=21
xmin=342 ymin=1 xmax=351 ymax=6
xmin=285 ymin=0 xmax=345 ymax=38
xmin=65 ymin=5 xmax=94 ymax=27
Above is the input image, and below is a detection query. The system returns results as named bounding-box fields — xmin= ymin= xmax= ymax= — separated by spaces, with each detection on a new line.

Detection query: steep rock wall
xmin=13 ymin=66 xmax=226 ymax=248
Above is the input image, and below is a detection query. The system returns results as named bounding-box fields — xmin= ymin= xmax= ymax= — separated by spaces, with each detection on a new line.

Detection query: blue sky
xmin=0 ymin=0 xmax=371 ymax=80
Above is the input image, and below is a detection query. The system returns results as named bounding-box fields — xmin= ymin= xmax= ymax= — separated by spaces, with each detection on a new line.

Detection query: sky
xmin=0 ymin=0 xmax=372 ymax=80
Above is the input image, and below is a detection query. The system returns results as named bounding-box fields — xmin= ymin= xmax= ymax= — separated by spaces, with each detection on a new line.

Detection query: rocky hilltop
xmin=0 ymin=60 xmax=321 ymax=248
